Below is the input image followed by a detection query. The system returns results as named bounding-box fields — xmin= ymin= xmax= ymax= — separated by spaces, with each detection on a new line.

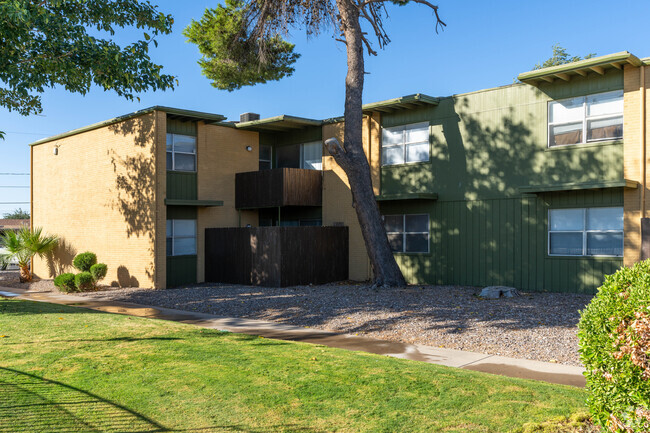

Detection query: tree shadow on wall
xmin=106 ymin=115 xmax=158 ymax=286
xmin=45 ymin=237 xmax=77 ymax=278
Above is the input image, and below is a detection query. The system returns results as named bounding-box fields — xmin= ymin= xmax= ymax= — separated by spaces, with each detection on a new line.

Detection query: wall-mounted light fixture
xmin=53 ymin=145 xmax=60 ymax=155
xmin=245 ymin=145 xmax=253 ymax=152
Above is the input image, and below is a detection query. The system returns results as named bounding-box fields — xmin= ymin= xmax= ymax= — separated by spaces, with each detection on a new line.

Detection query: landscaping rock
xmin=480 ymin=286 xmax=520 ymax=299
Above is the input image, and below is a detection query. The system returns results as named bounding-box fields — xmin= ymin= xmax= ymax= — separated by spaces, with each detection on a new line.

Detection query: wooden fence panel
xmin=205 ymin=227 xmax=348 ymax=287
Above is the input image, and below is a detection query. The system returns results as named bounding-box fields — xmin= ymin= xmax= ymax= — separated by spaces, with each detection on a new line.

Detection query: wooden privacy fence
xmin=205 ymin=226 xmax=349 ymax=287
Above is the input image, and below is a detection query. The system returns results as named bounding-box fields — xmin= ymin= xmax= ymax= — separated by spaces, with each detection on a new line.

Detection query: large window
xmin=166 ymin=133 xmax=197 ymax=171
xmin=166 ymin=219 xmax=197 ymax=256
xmin=275 ymin=141 xmax=322 ymax=170
xmin=382 ymin=122 xmax=429 ymax=166
xmin=383 ymin=214 xmax=429 ymax=253
xmin=548 ymin=207 xmax=623 ymax=257
xmin=548 ymin=90 xmax=623 ymax=147
xmin=259 ymin=145 xmax=272 ymax=170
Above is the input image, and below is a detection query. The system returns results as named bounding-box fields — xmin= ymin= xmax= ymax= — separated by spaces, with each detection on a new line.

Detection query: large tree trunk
xmin=328 ymin=0 xmax=406 ymax=287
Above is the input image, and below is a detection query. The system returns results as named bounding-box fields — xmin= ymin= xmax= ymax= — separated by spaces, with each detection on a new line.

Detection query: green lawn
xmin=0 ymin=299 xmax=587 ymax=432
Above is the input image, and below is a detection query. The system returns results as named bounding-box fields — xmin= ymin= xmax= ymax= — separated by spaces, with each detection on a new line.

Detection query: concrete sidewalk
xmin=0 ymin=287 xmax=586 ymax=387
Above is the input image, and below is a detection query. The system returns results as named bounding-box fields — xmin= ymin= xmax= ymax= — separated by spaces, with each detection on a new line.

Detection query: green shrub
xmin=74 ymin=272 xmax=95 ymax=291
xmin=90 ymin=263 xmax=108 ymax=282
xmin=53 ymin=273 xmax=76 ymax=293
xmin=73 ymin=252 xmax=97 ymax=272
xmin=578 ymin=259 xmax=650 ymax=432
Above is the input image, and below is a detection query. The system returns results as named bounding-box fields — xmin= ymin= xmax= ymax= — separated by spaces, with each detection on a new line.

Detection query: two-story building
xmin=30 ymin=51 xmax=650 ymax=293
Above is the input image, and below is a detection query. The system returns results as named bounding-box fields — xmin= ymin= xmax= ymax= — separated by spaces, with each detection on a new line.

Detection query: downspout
xmin=641 ymin=65 xmax=647 ymax=218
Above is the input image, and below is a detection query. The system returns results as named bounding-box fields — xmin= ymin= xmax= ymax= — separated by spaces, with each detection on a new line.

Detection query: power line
xmin=4 ymin=131 xmax=52 ymax=136
xmin=0 ymin=202 xmax=29 ymax=204
xmin=0 ymin=173 xmax=29 ymax=176
xmin=0 ymin=186 xmax=28 ymax=188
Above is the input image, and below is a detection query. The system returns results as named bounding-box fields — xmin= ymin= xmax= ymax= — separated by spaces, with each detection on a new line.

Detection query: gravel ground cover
xmin=0 ymin=271 xmax=592 ymax=366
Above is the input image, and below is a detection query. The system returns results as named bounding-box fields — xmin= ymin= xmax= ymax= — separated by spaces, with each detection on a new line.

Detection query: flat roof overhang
xmin=375 ymin=192 xmax=438 ymax=201
xmin=517 ymin=51 xmax=642 ymax=85
xmin=362 ymin=93 xmax=439 ymax=115
xmin=517 ymin=179 xmax=638 ymax=194
xmin=234 ymin=115 xmax=323 ymax=132
xmin=164 ymin=199 xmax=224 ymax=207
xmin=30 ymin=106 xmax=226 ymax=146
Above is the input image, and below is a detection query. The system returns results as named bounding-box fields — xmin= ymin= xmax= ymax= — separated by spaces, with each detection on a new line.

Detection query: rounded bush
xmin=90 ymin=263 xmax=108 ymax=282
xmin=73 ymin=252 xmax=97 ymax=272
xmin=578 ymin=259 xmax=650 ymax=431
xmin=53 ymin=273 xmax=76 ymax=293
xmin=74 ymin=272 xmax=95 ymax=292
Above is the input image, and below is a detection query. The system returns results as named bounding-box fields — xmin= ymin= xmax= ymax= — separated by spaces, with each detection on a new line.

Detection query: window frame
xmin=166 ymin=133 xmax=197 ymax=172
xmin=547 ymin=207 xmax=623 ymax=257
xmin=381 ymin=122 xmax=430 ymax=166
xmin=166 ymin=219 xmax=197 ymax=257
xmin=383 ymin=213 xmax=430 ymax=254
xmin=547 ymin=90 xmax=623 ymax=148
xmin=259 ymin=144 xmax=272 ymax=170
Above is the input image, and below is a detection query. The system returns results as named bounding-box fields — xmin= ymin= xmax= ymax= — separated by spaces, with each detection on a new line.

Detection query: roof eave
xmin=517 ymin=51 xmax=642 ymax=85
xmin=362 ymin=93 xmax=439 ymax=114
xmin=234 ymin=115 xmax=323 ymax=132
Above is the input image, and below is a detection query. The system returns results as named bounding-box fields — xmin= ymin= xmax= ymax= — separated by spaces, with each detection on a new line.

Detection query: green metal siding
xmin=167 ymin=171 xmax=197 ymax=200
xmin=381 ymin=73 xmax=624 ymax=202
xmin=166 ymin=255 xmax=197 ymax=287
xmin=167 ymin=118 xmax=197 ymax=136
xmin=380 ymin=188 xmax=623 ymax=294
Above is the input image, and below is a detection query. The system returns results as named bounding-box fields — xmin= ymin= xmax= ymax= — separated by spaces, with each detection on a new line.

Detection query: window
xmin=276 ymin=141 xmax=322 ymax=170
xmin=166 ymin=219 xmax=197 ymax=256
xmin=383 ymin=214 xmax=429 ymax=253
xmin=548 ymin=207 xmax=623 ymax=256
xmin=382 ymin=122 xmax=429 ymax=166
xmin=548 ymin=90 xmax=623 ymax=147
xmin=259 ymin=145 xmax=272 ymax=170
xmin=166 ymin=133 xmax=197 ymax=171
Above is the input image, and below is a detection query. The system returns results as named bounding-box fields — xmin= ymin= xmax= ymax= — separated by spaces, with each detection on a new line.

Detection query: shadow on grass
xmin=0 ymin=367 xmax=321 ymax=433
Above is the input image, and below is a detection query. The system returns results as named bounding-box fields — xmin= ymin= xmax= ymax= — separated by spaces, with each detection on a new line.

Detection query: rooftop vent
xmin=240 ymin=112 xmax=260 ymax=123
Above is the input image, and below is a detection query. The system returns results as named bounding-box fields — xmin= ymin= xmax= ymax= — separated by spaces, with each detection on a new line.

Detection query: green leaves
xmin=533 ymin=44 xmax=596 ymax=70
xmin=0 ymin=0 xmax=176 ymax=122
xmin=184 ymin=0 xmax=300 ymax=91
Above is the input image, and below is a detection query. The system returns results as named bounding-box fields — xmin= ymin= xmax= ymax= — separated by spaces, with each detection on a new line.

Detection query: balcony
xmin=235 ymin=168 xmax=322 ymax=209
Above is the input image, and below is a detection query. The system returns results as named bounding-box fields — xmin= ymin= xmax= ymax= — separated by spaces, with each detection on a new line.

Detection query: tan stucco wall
xmin=196 ymin=124 xmax=259 ymax=282
xmin=32 ymin=113 xmax=161 ymax=287
xmin=624 ymin=65 xmax=650 ymax=266
xmin=321 ymin=114 xmax=381 ymax=281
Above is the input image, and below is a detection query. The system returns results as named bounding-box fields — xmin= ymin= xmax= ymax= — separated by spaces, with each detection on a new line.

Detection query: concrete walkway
xmin=0 ymin=287 xmax=586 ymax=388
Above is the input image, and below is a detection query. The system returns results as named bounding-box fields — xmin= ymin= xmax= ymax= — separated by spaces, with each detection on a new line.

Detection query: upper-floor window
xmin=548 ymin=207 xmax=623 ymax=257
xmin=276 ymin=141 xmax=322 ymax=170
xmin=167 ymin=133 xmax=196 ymax=172
xmin=259 ymin=145 xmax=272 ymax=170
xmin=383 ymin=214 xmax=429 ymax=253
xmin=382 ymin=122 xmax=429 ymax=166
xmin=548 ymin=90 xmax=623 ymax=147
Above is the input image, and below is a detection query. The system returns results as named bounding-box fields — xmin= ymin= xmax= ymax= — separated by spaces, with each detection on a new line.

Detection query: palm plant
xmin=0 ymin=227 xmax=58 ymax=282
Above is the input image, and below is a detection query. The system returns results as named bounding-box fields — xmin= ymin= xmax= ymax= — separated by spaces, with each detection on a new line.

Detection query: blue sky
xmin=2 ymin=0 xmax=650 ymax=216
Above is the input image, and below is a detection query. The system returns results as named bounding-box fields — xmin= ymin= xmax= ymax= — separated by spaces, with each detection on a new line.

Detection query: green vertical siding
xmin=166 ymin=255 xmax=197 ymax=287
xmin=380 ymin=188 xmax=623 ymax=294
xmin=167 ymin=118 xmax=197 ymax=136
xmin=167 ymin=171 xmax=197 ymax=200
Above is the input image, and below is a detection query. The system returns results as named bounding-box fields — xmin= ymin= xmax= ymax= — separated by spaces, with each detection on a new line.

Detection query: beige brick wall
xmin=624 ymin=65 xmax=650 ymax=266
xmin=322 ymin=115 xmax=381 ymax=281
xmin=196 ymin=124 xmax=259 ymax=282
xmin=32 ymin=113 xmax=160 ymax=287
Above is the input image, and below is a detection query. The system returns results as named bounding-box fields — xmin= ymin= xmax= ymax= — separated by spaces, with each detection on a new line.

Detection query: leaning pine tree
xmin=185 ymin=0 xmax=445 ymax=287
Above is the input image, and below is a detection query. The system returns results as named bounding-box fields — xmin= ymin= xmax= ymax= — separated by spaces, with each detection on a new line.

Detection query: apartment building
xmin=30 ymin=51 xmax=650 ymax=293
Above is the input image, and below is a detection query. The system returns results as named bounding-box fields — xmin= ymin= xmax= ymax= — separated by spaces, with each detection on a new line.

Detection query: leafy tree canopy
xmin=0 ymin=0 xmax=177 ymax=138
xmin=533 ymin=44 xmax=596 ymax=70
xmin=3 ymin=208 xmax=29 ymax=219
xmin=184 ymin=0 xmax=300 ymax=92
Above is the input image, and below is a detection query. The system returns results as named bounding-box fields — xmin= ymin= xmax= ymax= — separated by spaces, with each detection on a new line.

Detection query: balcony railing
xmin=235 ymin=168 xmax=322 ymax=209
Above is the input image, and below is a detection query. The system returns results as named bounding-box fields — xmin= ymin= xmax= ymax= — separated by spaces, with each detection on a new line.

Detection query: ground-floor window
xmin=167 ymin=219 xmax=197 ymax=256
xmin=383 ymin=214 xmax=429 ymax=253
xmin=548 ymin=207 xmax=623 ymax=256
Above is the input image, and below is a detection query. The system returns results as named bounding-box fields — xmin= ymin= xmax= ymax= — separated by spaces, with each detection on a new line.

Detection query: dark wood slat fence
xmin=205 ymin=227 xmax=348 ymax=287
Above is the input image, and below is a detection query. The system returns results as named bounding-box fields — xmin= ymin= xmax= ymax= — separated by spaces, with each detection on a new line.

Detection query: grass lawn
xmin=0 ymin=299 xmax=587 ymax=432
